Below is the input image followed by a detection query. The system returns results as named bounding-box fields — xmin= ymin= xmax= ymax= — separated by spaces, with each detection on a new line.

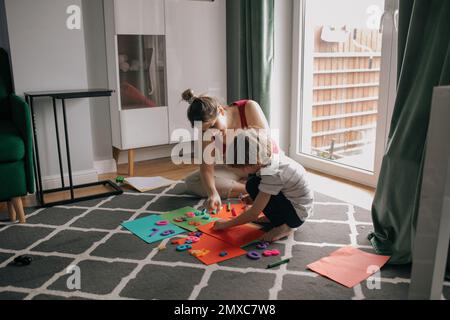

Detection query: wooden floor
xmin=0 ymin=157 xmax=375 ymax=216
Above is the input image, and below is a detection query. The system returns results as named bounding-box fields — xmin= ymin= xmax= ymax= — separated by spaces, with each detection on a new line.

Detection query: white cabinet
xmin=104 ymin=0 xmax=226 ymax=151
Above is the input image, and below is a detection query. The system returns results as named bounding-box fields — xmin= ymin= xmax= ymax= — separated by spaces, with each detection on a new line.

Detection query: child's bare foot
xmin=261 ymin=224 xmax=294 ymax=242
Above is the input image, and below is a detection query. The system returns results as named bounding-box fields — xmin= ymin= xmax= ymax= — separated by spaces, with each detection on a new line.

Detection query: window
xmin=291 ymin=0 xmax=398 ymax=187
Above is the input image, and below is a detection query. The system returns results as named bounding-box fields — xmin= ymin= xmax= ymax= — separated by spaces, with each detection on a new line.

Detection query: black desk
xmin=24 ymin=89 xmax=123 ymax=207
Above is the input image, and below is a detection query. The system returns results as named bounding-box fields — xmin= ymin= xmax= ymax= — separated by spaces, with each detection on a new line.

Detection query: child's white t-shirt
xmin=258 ymin=153 xmax=314 ymax=221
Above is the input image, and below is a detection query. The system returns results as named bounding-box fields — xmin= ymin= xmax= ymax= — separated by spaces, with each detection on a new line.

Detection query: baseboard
xmin=42 ymin=169 xmax=98 ymax=190
xmin=117 ymin=142 xmax=193 ymax=165
xmin=94 ymin=159 xmax=117 ymax=175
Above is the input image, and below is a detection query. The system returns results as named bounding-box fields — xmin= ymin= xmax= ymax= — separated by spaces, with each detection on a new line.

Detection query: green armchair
xmin=0 ymin=47 xmax=34 ymax=223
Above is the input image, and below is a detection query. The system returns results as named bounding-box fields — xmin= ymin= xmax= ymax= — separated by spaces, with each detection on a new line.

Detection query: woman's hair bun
xmin=181 ymin=89 xmax=195 ymax=103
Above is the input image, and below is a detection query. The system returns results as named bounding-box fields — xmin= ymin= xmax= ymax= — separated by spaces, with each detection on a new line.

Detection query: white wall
xmin=271 ymin=0 xmax=294 ymax=152
xmin=5 ymin=0 xmax=97 ymax=186
xmin=82 ymin=0 xmax=114 ymax=163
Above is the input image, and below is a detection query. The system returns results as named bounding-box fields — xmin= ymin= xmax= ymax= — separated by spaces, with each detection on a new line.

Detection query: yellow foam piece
xmin=190 ymin=249 xmax=210 ymax=258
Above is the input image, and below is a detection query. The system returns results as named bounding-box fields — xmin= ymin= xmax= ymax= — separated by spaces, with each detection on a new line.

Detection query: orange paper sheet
xmin=215 ymin=203 xmax=246 ymax=219
xmin=214 ymin=203 xmax=265 ymax=223
xmin=307 ymin=246 xmax=390 ymax=288
xmin=188 ymin=234 xmax=247 ymax=265
xmin=198 ymin=221 xmax=265 ymax=248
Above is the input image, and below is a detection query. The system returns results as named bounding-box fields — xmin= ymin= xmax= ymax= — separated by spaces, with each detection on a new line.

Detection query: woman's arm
xmin=213 ymin=191 xmax=271 ymax=230
xmin=199 ymin=140 xmax=222 ymax=210
xmin=200 ymin=162 xmax=217 ymax=197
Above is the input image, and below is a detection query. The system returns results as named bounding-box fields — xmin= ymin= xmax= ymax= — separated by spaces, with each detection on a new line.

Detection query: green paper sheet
xmin=161 ymin=207 xmax=219 ymax=232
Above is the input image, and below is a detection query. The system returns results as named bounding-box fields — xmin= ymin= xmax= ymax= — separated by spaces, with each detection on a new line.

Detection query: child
xmin=213 ymin=130 xmax=314 ymax=242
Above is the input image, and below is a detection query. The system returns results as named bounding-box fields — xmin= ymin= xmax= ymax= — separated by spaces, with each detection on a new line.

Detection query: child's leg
xmin=246 ymin=175 xmax=303 ymax=241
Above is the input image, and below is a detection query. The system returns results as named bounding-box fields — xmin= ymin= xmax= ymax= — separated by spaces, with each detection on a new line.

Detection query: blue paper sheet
xmin=122 ymin=215 xmax=186 ymax=244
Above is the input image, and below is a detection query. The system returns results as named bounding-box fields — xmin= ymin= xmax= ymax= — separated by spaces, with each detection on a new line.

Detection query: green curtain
xmin=226 ymin=0 xmax=274 ymax=120
xmin=369 ymin=0 xmax=450 ymax=270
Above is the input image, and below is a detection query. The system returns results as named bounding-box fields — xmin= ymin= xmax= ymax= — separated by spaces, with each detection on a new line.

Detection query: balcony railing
xmin=310 ymin=27 xmax=382 ymax=158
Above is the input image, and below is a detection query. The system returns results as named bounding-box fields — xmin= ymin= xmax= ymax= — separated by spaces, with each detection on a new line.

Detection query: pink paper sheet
xmin=307 ymin=246 xmax=390 ymax=288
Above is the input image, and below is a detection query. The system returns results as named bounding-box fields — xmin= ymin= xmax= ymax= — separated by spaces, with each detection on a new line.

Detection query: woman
xmin=181 ymin=89 xmax=271 ymax=210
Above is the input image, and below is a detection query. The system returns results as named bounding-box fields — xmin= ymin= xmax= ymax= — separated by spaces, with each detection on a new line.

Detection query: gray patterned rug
xmin=0 ymin=182 xmax=448 ymax=300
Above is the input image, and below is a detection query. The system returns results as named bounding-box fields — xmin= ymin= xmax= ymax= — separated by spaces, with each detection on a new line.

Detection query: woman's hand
xmin=206 ymin=192 xmax=222 ymax=211
xmin=213 ymin=219 xmax=231 ymax=231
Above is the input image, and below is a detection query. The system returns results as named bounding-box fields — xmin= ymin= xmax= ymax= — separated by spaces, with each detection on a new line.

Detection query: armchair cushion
xmin=10 ymin=94 xmax=35 ymax=193
xmin=0 ymin=119 xmax=25 ymax=162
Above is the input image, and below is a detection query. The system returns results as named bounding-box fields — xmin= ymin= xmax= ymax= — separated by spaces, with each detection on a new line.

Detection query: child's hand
xmin=213 ymin=219 xmax=230 ymax=231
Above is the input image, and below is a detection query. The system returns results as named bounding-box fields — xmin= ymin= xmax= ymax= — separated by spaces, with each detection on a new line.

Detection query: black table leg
xmin=52 ymin=97 xmax=65 ymax=188
xmin=25 ymin=95 xmax=39 ymax=201
xmin=28 ymin=96 xmax=44 ymax=205
xmin=24 ymin=90 xmax=122 ymax=207
xmin=61 ymin=99 xmax=75 ymax=200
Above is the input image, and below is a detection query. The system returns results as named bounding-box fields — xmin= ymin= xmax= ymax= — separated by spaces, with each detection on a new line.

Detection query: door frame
xmin=289 ymin=0 xmax=398 ymax=188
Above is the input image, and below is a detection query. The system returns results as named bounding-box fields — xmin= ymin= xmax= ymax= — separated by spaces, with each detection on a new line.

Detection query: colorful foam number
xmin=263 ymin=250 xmax=281 ymax=257
xmin=186 ymin=212 xmax=195 ymax=218
xmin=186 ymin=236 xmax=200 ymax=243
xmin=190 ymin=249 xmax=210 ymax=258
xmin=160 ymin=230 xmax=175 ymax=237
xmin=256 ymin=241 xmax=270 ymax=250
xmin=247 ymin=251 xmax=262 ymax=260
xmin=176 ymin=244 xmax=192 ymax=252
xmin=149 ymin=228 xmax=159 ymax=237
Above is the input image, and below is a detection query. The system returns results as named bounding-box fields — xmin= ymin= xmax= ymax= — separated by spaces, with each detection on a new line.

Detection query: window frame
xmin=289 ymin=0 xmax=399 ymax=188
